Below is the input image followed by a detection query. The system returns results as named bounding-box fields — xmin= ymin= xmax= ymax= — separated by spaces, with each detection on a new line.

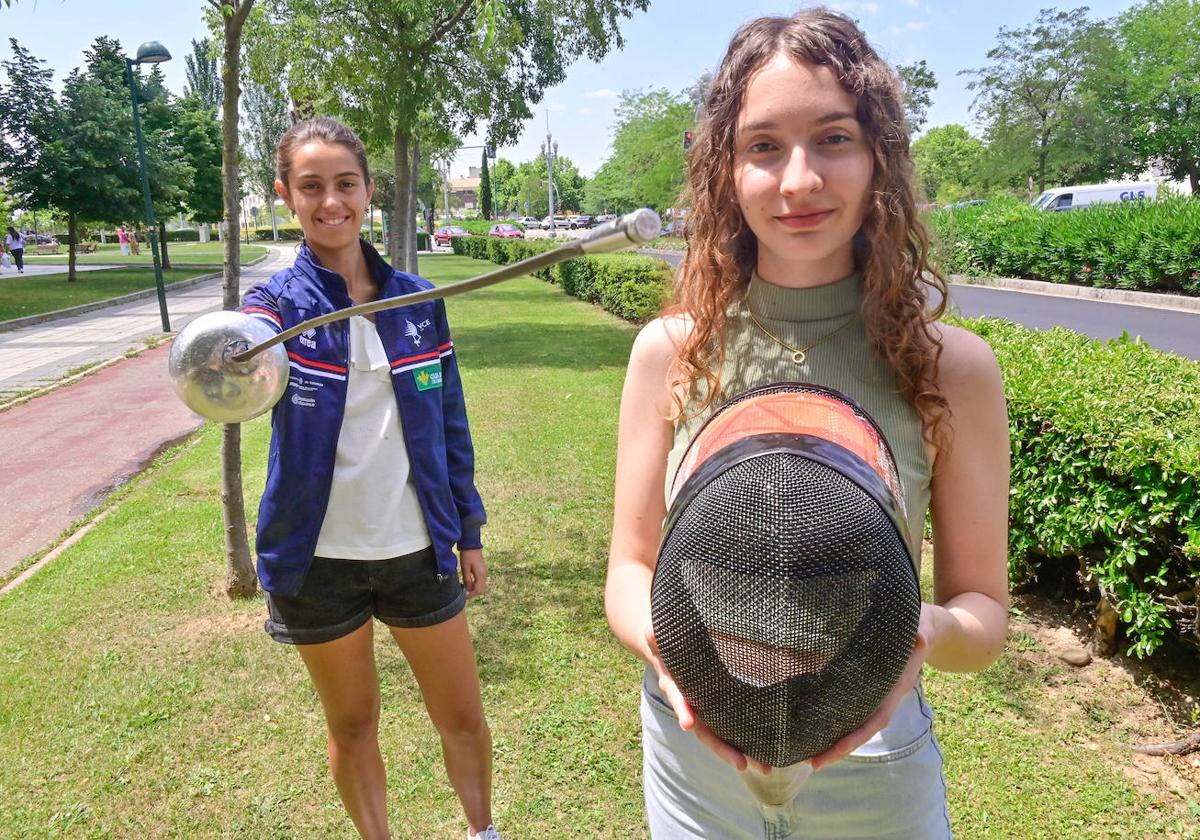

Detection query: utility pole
xmin=541 ymin=111 xmax=558 ymax=240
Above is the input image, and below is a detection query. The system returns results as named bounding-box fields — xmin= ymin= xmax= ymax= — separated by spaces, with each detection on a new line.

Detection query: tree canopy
xmin=911 ymin=124 xmax=985 ymax=204
xmin=183 ymin=38 xmax=223 ymax=110
xmin=0 ymin=37 xmax=143 ymax=280
xmin=243 ymin=0 xmax=648 ymax=268
xmin=897 ymin=60 xmax=937 ymax=135
xmin=1110 ymin=0 xmax=1200 ymax=192
xmin=961 ymin=7 xmax=1128 ymax=192
xmin=585 ymin=88 xmax=692 ymax=215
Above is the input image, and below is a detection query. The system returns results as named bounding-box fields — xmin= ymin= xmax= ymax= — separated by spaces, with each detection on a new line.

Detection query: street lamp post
xmin=540 ymin=132 xmax=558 ymax=240
xmin=124 ymin=40 xmax=172 ymax=333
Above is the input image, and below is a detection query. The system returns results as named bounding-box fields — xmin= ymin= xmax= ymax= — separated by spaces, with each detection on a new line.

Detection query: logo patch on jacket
xmin=299 ymin=327 xmax=318 ymax=349
xmin=412 ymin=362 xmax=443 ymax=391
xmin=405 ymin=317 xmax=432 ymax=347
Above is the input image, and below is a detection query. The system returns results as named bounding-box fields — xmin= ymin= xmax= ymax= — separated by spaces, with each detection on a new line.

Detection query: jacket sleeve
xmin=434 ymin=300 xmax=487 ymax=550
xmin=239 ymin=282 xmax=284 ymax=334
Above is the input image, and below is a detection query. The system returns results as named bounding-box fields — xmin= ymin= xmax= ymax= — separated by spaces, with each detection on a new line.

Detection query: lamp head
xmin=134 ymin=41 xmax=172 ymax=65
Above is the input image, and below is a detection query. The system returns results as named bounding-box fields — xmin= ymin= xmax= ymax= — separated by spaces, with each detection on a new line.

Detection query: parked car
xmin=488 ymin=223 xmax=524 ymax=239
xmin=21 ymin=231 xmax=58 ymax=245
xmin=567 ymin=215 xmax=595 ymax=229
xmin=942 ymin=199 xmax=986 ymax=210
xmin=1031 ymin=182 xmax=1157 ymax=212
xmin=432 ymin=225 xmax=469 ymax=246
xmin=541 ymin=215 xmax=574 ymax=230
xmin=516 ymin=216 xmax=543 ymax=229
xmin=594 ymin=213 xmax=619 ymax=225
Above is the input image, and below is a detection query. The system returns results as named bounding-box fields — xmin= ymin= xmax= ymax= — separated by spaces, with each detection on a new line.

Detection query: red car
xmin=433 ymin=225 xmax=469 ymax=246
xmin=488 ymin=223 xmax=524 ymax=239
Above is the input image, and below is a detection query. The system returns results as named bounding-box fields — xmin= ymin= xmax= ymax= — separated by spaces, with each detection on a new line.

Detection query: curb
xmin=0 ymin=348 xmax=151 ymax=413
xmin=948 ymin=274 xmax=1200 ymax=314
xmin=630 ymin=250 xmax=1200 ymax=315
xmin=0 ymin=251 xmax=271 ymax=334
xmin=0 ymin=510 xmax=111 ymax=597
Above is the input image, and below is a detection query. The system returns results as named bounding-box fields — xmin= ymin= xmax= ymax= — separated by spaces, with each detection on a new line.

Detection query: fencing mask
xmin=650 ymin=383 xmax=921 ymax=770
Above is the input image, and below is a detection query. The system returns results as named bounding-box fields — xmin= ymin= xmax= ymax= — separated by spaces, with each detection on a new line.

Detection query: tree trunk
xmin=407 ymin=136 xmax=420 ymax=273
xmin=1188 ymin=161 xmax=1199 ymax=196
xmin=270 ymin=199 xmax=278 ymax=241
xmin=218 ymin=0 xmax=258 ymax=599
xmin=158 ymin=220 xmax=171 ymax=269
xmin=67 ymin=213 xmax=78 ymax=283
xmin=390 ymin=123 xmax=410 ymax=265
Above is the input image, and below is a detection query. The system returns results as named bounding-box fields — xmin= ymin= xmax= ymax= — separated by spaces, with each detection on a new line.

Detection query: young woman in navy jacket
xmin=241 ymin=117 xmax=500 ymax=840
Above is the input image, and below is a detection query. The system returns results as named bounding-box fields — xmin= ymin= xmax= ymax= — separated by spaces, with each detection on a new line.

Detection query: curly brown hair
xmin=668 ymin=8 xmax=950 ymax=451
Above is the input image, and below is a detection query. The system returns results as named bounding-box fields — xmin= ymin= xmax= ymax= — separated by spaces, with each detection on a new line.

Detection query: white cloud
xmin=889 ymin=20 xmax=930 ymax=34
xmin=586 ymin=88 xmax=619 ymax=98
xmin=547 ymin=102 xmax=567 ymax=113
xmin=579 ymin=107 xmax=593 ymax=115
xmin=903 ymin=0 xmax=919 ymax=7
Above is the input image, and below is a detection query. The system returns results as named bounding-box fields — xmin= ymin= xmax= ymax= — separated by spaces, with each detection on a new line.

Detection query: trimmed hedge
xmin=451 ymin=235 xmax=671 ymax=323
xmin=962 ymin=317 xmax=1200 ymax=657
xmin=930 ymin=196 xmax=1200 ymax=294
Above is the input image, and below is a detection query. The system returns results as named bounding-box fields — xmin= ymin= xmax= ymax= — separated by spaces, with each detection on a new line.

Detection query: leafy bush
xmin=163 ymin=229 xmax=202 ymax=242
xmin=252 ymin=228 xmax=304 ymax=241
xmin=452 ymin=235 xmax=670 ymax=323
xmin=962 ymin=317 xmax=1200 ymax=657
xmin=929 ymin=196 xmax=1200 ymax=294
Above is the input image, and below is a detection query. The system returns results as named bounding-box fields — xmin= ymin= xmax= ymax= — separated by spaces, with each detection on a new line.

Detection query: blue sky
xmin=2 ymin=0 xmax=1142 ymax=178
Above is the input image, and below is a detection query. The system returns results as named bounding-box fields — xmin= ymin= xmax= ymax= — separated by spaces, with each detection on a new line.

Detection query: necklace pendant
xmin=792 ymin=350 xmax=806 ymax=365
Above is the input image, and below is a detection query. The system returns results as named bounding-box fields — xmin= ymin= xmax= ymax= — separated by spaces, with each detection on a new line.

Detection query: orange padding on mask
xmin=672 ymin=391 xmax=902 ymax=506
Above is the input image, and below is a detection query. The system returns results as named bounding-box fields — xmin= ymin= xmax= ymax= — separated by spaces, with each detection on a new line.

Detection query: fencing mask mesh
xmin=651 ymin=383 xmax=921 ymax=768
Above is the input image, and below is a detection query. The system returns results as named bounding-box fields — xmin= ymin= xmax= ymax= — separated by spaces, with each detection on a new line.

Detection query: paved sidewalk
xmin=0 ymin=245 xmax=293 ymax=402
xmin=0 ymin=244 xmax=293 ymax=578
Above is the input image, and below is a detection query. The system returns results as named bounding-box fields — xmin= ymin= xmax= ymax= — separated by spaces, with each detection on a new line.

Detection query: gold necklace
xmin=745 ymin=307 xmax=858 ymax=365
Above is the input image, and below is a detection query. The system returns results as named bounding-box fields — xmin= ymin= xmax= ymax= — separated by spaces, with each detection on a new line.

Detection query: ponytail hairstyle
xmin=275 ymin=116 xmax=371 ymax=187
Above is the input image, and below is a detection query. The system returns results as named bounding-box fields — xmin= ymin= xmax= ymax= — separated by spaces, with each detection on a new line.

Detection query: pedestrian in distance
xmin=239 ymin=116 xmax=501 ymax=840
xmin=0 ymin=242 xmax=8 ymax=272
xmin=4 ymin=226 xmax=25 ymax=273
xmin=128 ymin=227 xmax=140 ymax=256
xmin=605 ymin=9 xmax=1010 ymax=839
xmin=117 ymin=225 xmax=130 ymax=256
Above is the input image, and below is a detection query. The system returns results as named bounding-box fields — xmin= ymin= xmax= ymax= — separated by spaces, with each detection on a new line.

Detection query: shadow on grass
xmin=466 ymin=537 xmax=615 ymax=688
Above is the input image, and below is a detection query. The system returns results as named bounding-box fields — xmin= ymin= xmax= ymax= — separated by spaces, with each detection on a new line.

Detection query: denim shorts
xmin=641 ymin=669 xmax=953 ymax=839
xmin=264 ymin=546 xmax=465 ymax=645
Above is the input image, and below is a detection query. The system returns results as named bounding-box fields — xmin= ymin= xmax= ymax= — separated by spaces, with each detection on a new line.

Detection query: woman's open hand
xmin=807 ymin=602 xmax=941 ymax=770
xmin=644 ymin=624 xmax=774 ymax=775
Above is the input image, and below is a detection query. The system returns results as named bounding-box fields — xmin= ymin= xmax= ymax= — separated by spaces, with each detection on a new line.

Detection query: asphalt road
xmin=638 ymin=250 xmax=1200 ymax=361
xmin=941 ymin=284 xmax=1200 ymax=360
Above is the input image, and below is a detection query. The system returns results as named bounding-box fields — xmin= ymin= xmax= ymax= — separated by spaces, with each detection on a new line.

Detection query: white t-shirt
xmin=314 ymin=315 xmax=432 ymax=559
xmin=5 ymin=233 xmax=24 ymax=250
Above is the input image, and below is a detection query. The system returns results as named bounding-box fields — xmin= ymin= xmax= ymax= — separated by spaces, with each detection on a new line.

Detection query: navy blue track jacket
xmin=240 ymin=240 xmax=486 ymax=595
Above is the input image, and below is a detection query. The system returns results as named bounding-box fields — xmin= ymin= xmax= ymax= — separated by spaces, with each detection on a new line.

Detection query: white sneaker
xmin=467 ymin=825 xmax=501 ymax=840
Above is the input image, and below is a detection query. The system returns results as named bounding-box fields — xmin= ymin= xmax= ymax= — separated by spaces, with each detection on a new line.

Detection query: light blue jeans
xmin=641 ymin=669 xmax=953 ymax=839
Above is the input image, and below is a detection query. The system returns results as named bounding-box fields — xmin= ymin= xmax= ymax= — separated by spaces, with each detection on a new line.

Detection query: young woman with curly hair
xmin=605 ymin=9 xmax=1009 ymax=838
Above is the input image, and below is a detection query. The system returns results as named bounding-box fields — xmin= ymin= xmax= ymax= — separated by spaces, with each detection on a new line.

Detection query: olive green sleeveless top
xmin=666 ymin=272 xmax=931 ymax=567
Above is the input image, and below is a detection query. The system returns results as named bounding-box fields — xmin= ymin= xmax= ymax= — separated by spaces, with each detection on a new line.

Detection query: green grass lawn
xmin=0 ymin=268 xmax=219 ymax=323
xmin=23 ymin=242 xmax=268 ymax=267
xmin=0 ymin=254 xmax=1194 ymax=838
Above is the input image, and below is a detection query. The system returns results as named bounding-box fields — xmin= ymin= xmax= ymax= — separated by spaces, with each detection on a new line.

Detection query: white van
xmin=1031 ymin=182 xmax=1157 ymax=212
